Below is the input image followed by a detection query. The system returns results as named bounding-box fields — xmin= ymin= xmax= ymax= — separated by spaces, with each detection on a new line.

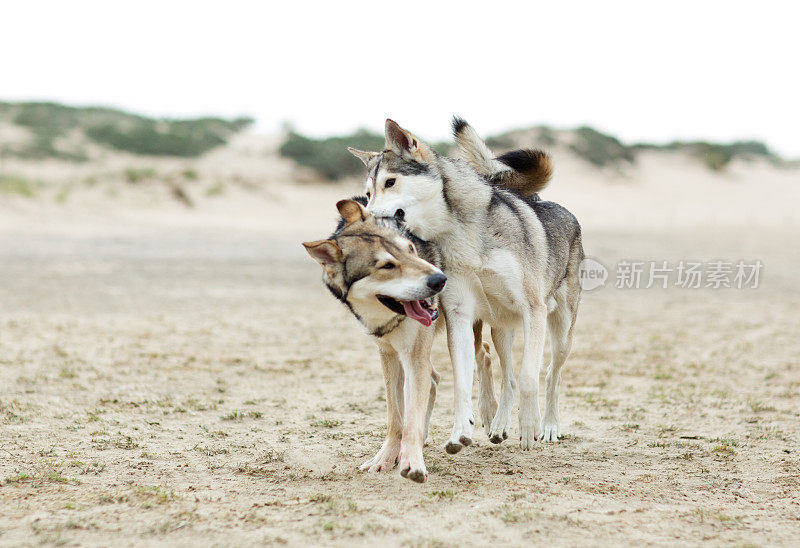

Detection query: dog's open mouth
xmin=377 ymin=296 xmax=439 ymax=327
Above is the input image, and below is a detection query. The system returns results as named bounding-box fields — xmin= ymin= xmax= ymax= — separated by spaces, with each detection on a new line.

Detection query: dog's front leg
xmin=397 ymin=344 xmax=433 ymax=483
xmin=519 ymin=304 xmax=547 ymax=449
xmin=361 ymin=346 xmax=403 ymax=472
xmin=443 ymin=286 xmax=477 ymax=454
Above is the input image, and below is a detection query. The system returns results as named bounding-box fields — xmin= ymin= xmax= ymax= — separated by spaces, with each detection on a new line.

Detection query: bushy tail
xmin=452 ymin=116 xmax=511 ymax=177
xmin=452 ymin=116 xmax=552 ymax=197
xmin=489 ymin=149 xmax=553 ymax=197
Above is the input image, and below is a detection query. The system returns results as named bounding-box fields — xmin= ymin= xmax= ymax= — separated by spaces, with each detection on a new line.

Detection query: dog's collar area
xmin=369 ymin=315 xmax=405 ymax=338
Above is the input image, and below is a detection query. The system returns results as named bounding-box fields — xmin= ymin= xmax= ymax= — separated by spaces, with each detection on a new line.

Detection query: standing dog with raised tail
xmin=350 ymin=118 xmax=583 ymax=452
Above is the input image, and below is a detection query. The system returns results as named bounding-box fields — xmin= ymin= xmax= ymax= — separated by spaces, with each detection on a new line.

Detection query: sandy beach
xmin=1 ymin=138 xmax=800 ymax=545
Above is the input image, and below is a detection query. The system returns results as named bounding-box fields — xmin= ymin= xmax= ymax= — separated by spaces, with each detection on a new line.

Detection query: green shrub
xmin=696 ymin=141 xmax=774 ymax=171
xmin=9 ymin=134 xmax=88 ymax=162
xmin=205 ymin=182 xmax=225 ymax=196
xmin=280 ymin=130 xmax=455 ymax=181
xmin=2 ymin=103 xmax=89 ymax=161
xmin=0 ymin=175 xmax=36 ymax=197
xmin=182 ymin=168 xmax=199 ymax=181
xmin=86 ymin=117 xmax=250 ymax=157
xmin=123 ymin=167 xmax=157 ymax=184
xmin=485 ymin=135 xmax=515 ymax=150
xmin=537 ymin=126 xmax=558 ymax=146
xmin=486 ymin=126 xmax=557 ymax=150
xmin=1 ymin=101 xmax=252 ymax=159
xmin=639 ymin=139 xmax=776 ymax=171
xmin=694 ymin=143 xmax=730 ymax=171
xmin=569 ymin=126 xmax=635 ymax=167
xmin=279 ymin=130 xmax=384 ymax=180
xmin=431 ymin=141 xmax=453 ymax=156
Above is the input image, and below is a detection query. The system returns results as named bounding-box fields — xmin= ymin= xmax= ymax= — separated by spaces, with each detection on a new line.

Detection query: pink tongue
xmin=402 ymin=300 xmax=432 ymax=327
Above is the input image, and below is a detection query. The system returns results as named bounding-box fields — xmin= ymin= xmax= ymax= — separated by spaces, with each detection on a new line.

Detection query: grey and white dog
xmin=349 ymin=118 xmax=583 ymax=452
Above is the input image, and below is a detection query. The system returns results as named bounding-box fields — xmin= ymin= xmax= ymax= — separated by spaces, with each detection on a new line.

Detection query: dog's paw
xmin=519 ymin=416 xmax=543 ymax=450
xmin=360 ymin=440 xmax=401 ymax=472
xmin=444 ymin=441 xmax=464 ymax=454
xmin=360 ymin=455 xmax=398 ymax=473
xmin=445 ymin=419 xmax=474 ymax=454
xmin=487 ymin=407 xmax=511 ymax=444
xmin=477 ymin=393 xmax=498 ymax=434
xmin=400 ymin=466 xmax=428 ymax=483
xmin=541 ymin=416 xmax=560 ymax=443
xmin=398 ymin=450 xmax=428 ymax=483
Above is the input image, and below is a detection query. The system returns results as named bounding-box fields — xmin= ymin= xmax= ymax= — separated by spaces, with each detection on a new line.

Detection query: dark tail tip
xmin=451 ymin=115 xmax=468 ymax=136
xmin=493 ymin=149 xmax=553 ymax=196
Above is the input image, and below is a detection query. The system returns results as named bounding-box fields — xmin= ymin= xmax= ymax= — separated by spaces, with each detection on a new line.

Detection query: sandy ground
xmin=2 ymin=174 xmax=800 ymax=546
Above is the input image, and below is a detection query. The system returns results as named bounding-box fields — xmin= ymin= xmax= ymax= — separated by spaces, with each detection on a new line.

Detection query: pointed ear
xmin=336 ymin=199 xmax=369 ymax=225
xmin=384 ymin=119 xmax=432 ymax=162
xmin=347 ymin=147 xmax=380 ymax=167
xmin=302 ymin=239 xmax=343 ymax=269
xmin=385 ymin=119 xmax=411 ymax=153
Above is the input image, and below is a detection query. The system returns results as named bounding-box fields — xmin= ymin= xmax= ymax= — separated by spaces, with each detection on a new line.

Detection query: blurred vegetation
xmin=283 ymin=124 xmax=776 ymax=178
xmin=123 ymin=167 xmax=157 ymax=184
xmin=279 ymin=130 xmax=450 ymax=181
xmin=85 ymin=118 xmax=250 ymax=157
xmin=634 ymin=140 xmax=776 ymax=171
xmin=487 ymin=126 xmax=556 ymax=150
xmin=568 ymin=126 xmax=635 ymax=167
xmin=484 ymin=135 xmax=515 ymax=150
xmin=1 ymin=101 xmax=781 ymax=174
xmin=0 ymin=175 xmax=36 ymax=197
xmin=182 ymin=168 xmax=199 ymax=181
xmin=206 ymin=182 xmax=225 ymax=196
xmin=537 ymin=126 xmax=558 ymax=147
xmin=0 ymin=102 xmax=252 ymax=159
xmin=488 ymin=125 xmax=777 ymax=171
xmin=280 ymin=125 xmax=643 ymax=179
xmin=279 ymin=130 xmax=385 ymax=180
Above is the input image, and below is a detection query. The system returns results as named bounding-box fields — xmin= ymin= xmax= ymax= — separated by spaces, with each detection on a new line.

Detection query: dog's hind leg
xmin=542 ymin=281 xmax=580 ymax=442
xmin=519 ymin=304 xmax=548 ymax=449
xmin=423 ymin=367 xmax=440 ymax=442
xmin=474 ymin=320 xmax=498 ymax=435
xmin=488 ymin=326 xmax=516 ymax=443
xmin=361 ymin=346 xmax=404 ymax=472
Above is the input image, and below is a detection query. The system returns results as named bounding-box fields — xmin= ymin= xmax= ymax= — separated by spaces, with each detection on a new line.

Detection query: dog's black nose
xmin=394 ymin=209 xmax=405 ymax=223
xmin=427 ymin=273 xmax=447 ymax=292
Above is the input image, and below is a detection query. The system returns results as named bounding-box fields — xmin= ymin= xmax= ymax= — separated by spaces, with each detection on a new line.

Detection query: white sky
xmin=3 ymin=1 xmax=799 ymax=156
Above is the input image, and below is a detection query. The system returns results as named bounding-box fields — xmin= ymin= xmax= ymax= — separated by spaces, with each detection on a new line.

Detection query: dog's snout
xmin=426 ymin=273 xmax=447 ymax=292
xmin=394 ymin=209 xmax=405 ymax=223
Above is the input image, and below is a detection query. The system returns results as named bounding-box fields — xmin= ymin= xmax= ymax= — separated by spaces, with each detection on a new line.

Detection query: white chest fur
xmin=444 ymin=249 xmax=526 ymax=327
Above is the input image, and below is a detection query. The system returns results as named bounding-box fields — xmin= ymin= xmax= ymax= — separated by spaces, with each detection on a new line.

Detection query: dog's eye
xmin=408 ymin=244 xmax=415 ymax=253
xmin=384 ymin=178 xmax=396 ymax=188
xmin=366 ymin=191 xmax=371 ymax=199
xmin=379 ymin=262 xmax=396 ymax=270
